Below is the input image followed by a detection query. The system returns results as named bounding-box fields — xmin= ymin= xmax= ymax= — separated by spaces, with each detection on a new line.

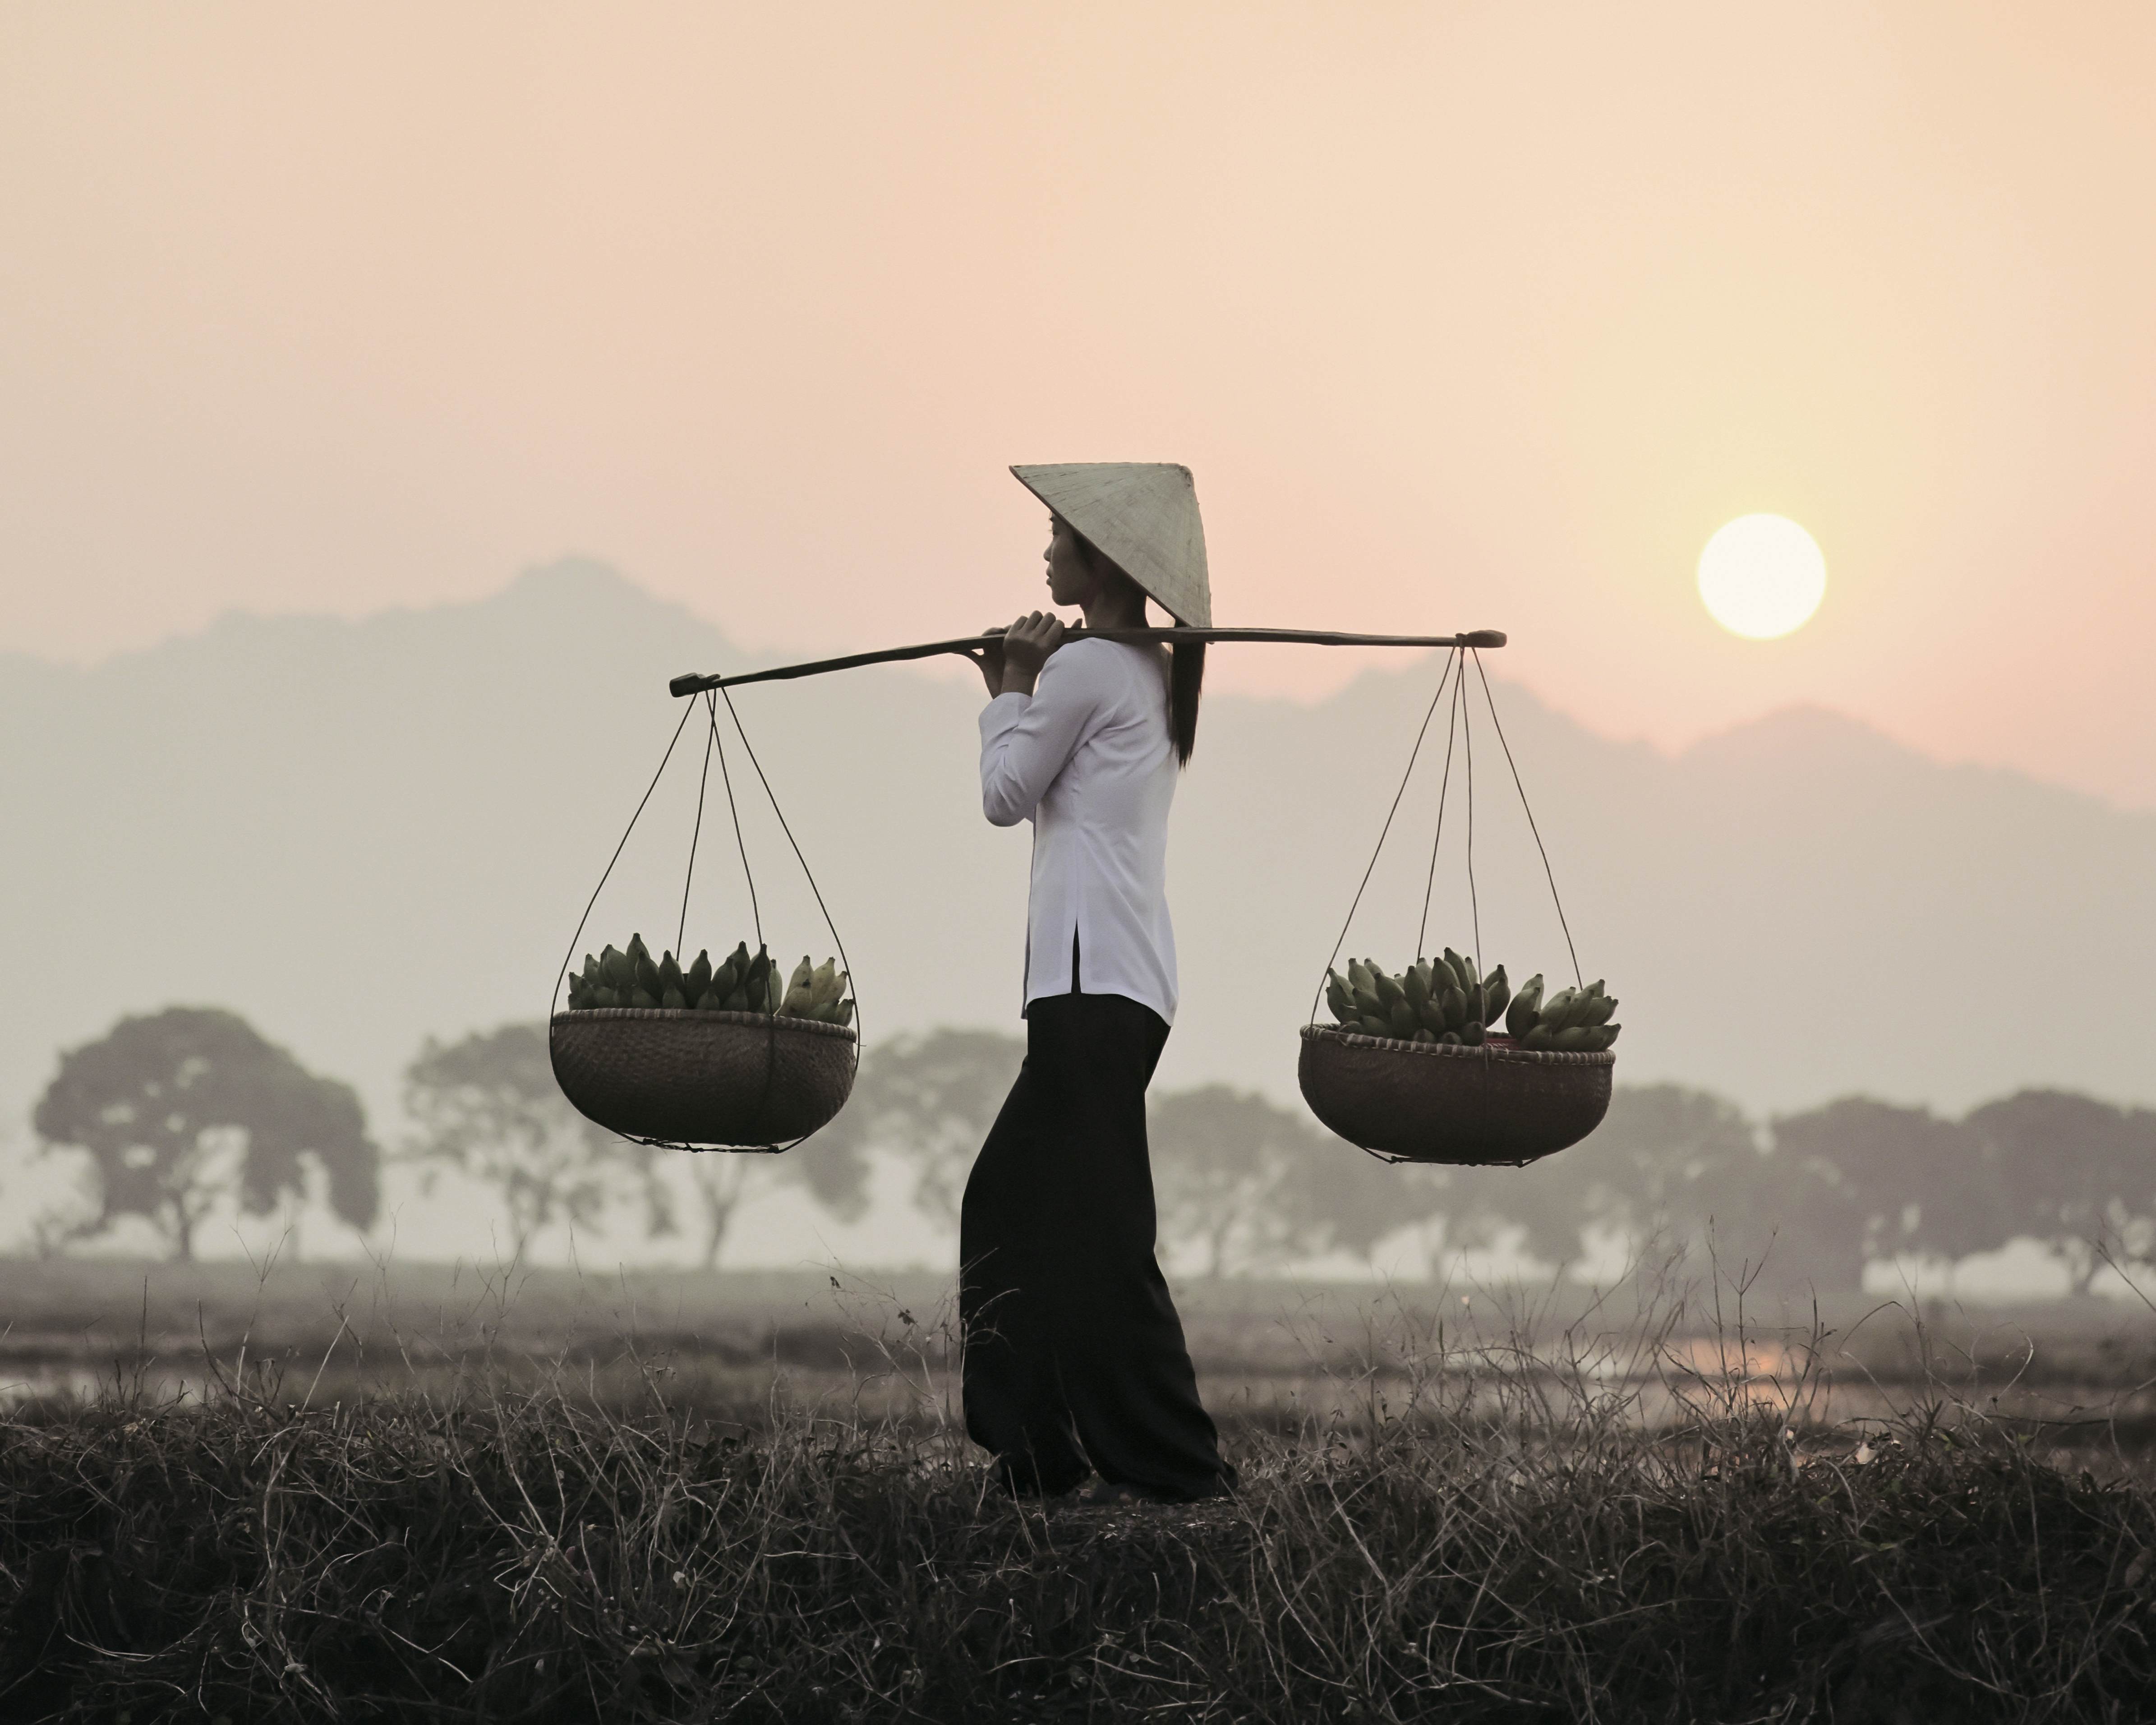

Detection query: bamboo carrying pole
xmin=670 ymin=627 xmax=1506 ymax=697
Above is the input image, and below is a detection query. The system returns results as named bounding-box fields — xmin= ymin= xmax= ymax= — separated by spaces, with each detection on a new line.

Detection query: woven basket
xmin=550 ymin=1008 xmax=857 ymax=1148
xmin=1299 ymin=1025 xmax=1612 ymax=1167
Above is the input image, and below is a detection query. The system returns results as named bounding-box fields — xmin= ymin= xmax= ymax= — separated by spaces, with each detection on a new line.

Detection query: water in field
xmin=9 ymin=1261 xmax=2155 ymax=1462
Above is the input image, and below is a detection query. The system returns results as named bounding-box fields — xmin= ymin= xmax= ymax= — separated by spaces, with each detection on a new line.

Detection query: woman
xmin=960 ymin=461 xmax=1234 ymax=1505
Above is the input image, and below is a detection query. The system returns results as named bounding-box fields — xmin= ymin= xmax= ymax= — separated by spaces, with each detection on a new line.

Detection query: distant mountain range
xmin=5 ymin=559 xmax=2151 ymax=1139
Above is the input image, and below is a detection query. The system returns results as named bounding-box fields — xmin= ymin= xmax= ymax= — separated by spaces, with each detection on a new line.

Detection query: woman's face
xmin=1043 ymin=516 xmax=1096 ymax=609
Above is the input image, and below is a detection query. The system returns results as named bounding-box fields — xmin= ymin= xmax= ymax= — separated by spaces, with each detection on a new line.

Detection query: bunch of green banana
xmin=565 ymin=933 xmax=854 ymax=1026
xmin=1324 ymin=950 xmax=1512 ymax=1047
xmin=775 ymin=954 xmax=853 ymax=1025
xmin=1503 ymin=973 xmax=1620 ymax=1052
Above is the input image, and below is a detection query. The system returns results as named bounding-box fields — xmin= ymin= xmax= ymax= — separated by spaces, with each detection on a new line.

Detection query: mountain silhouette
xmin=5 ymin=558 xmax=2151 ymax=1139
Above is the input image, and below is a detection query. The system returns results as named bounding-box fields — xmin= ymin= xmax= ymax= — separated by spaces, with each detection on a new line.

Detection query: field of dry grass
xmin=8 ymin=1257 xmax=2156 ymax=1719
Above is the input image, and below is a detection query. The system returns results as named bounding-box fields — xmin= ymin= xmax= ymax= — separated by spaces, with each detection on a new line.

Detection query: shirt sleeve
xmin=978 ymin=644 xmax=1108 ymax=827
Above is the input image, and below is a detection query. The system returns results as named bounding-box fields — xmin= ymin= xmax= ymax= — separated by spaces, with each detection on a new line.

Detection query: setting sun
xmin=1697 ymin=515 xmax=1827 ymax=640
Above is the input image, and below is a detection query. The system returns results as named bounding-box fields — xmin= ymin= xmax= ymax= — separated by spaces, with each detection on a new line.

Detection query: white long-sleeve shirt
xmin=979 ymin=637 xmax=1179 ymax=1024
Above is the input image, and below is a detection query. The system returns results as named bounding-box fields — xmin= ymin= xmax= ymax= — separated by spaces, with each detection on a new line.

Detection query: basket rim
xmin=552 ymin=1007 xmax=857 ymax=1045
xmin=1301 ymin=1023 xmax=1614 ymax=1066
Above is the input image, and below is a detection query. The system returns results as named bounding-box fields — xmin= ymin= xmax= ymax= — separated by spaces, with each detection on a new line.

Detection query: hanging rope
xmin=1415 ymin=660 xmax=1467 ymax=964
xmin=1309 ymin=648 xmax=1460 ymax=1024
xmin=715 ymin=683 xmax=861 ymax=1057
xmin=1470 ymin=648 xmax=1581 ymax=987
xmin=1462 ymin=660 xmax=1480 ymax=972
xmin=552 ymin=698 xmax=699 ymax=1015
xmin=676 ymin=696 xmax=720 ymax=958
xmin=705 ymin=692 xmax=762 ymax=952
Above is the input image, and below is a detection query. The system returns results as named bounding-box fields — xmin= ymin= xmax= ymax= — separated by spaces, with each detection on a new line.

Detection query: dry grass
xmin=6 ymin=1272 xmax=2156 ymax=1722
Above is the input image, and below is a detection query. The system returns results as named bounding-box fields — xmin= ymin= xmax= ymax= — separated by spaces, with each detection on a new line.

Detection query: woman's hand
xmin=995 ymin=612 xmax=1065 ymax=697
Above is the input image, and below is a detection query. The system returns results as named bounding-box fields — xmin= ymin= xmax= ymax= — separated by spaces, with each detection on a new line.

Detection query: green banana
xmin=1483 ymin=964 xmax=1511 ymax=1025
xmin=1402 ymin=964 xmax=1431 ymax=1011
xmin=1439 ymin=985 xmax=1467 ymax=1031
xmin=1326 ymin=972 xmax=1356 ymax=1024
xmin=1388 ymin=1001 xmax=1418 ymax=1040
xmin=1506 ymin=973 xmax=1544 ymax=1038
xmin=565 ymin=934 xmax=858 ymax=1022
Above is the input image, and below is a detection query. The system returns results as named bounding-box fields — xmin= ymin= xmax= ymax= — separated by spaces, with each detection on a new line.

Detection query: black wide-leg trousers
xmin=958 ymin=989 xmax=1233 ymax=1501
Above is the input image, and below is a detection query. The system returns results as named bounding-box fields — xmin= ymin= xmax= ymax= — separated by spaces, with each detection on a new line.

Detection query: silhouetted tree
xmin=819 ymin=1029 xmax=1023 ymax=1226
xmin=1149 ymin=1085 xmax=1383 ymax=1277
xmin=1966 ymin=1090 xmax=2156 ymax=1294
xmin=32 ymin=1006 xmax=378 ymax=1260
xmin=676 ymin=1127 xmax=873 ymax=1271
xmin=1448 ymin=1084 xmax=1763 ymax=1278
xmin=1425 ymin=1158 xmax=1578 ymax=1273
xmin=1757 ymin=1098 xmax=2005 ymax=1294
xmin=403 ymin=1024 xmax=659 ymax=1260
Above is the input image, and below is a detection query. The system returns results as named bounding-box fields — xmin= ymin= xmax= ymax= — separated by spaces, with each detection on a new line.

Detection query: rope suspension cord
xmin=676 ymin=696 xmax=720 ymax=958
xmin=553 ymin=696 xmax=700 ymax=1015
xmin=1307 ymin=647 xmax=1462 ymax=1027
xmin=1415 ymin=663 xmax=1467 ymax=965
xmin=712 ymin=681 xmax=861 ymax=1058
xmin=705 ymin=692 xmax=763 ymax=953
xmin=1469 ymin=648 xmax=1581 ymax=989
xmin=1463 ymin=664 xmax=1480 ymax=973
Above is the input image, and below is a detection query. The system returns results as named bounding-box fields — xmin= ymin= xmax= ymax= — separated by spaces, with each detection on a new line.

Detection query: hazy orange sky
xmin=5 ymin=4 xmax=2154 ymax=804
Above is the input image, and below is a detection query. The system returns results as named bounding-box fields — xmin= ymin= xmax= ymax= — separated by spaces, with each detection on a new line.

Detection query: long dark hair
xmin=1070 ymin=530 xmax=1204 ymax=766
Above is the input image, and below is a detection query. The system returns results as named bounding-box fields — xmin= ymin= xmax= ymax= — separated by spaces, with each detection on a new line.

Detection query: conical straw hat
xmin=1010 ymin=462 xmax=1212 ymax=629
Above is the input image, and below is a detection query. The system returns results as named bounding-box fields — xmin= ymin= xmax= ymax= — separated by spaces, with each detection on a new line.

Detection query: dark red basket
xmin=550 ymin=1008 xmax=857 ymax=1148
xmin=1299 ymin=1026 xmax=1612 ymax=1166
